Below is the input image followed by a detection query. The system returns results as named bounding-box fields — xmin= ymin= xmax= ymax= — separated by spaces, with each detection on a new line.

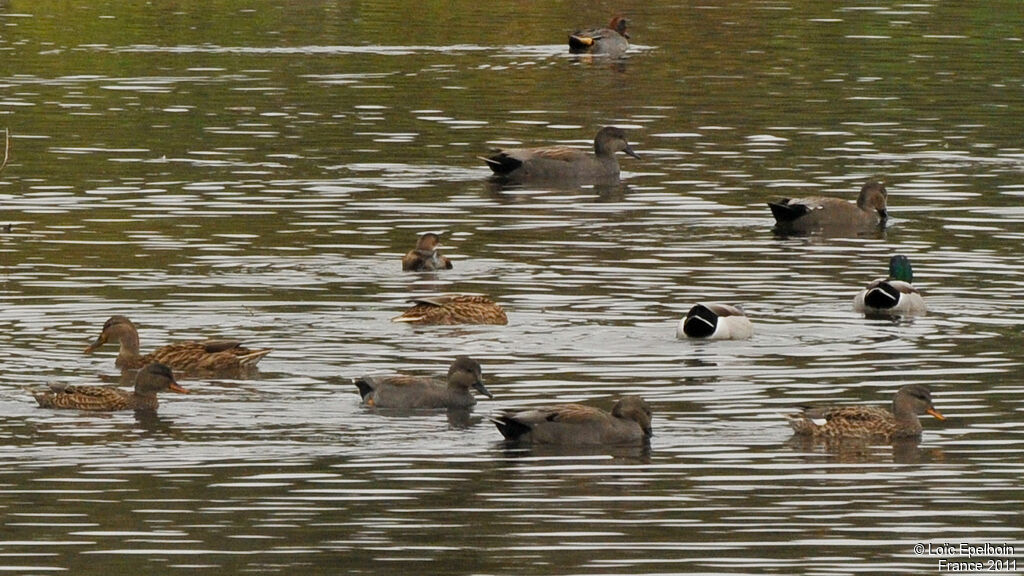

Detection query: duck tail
xmin=767 ymin=200 xmax=807 ymax=223
xmin=238 ymin=348 xmax=272 ymax=367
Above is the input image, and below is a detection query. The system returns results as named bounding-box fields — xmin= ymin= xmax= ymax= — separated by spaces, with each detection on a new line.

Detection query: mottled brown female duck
xmin=569 ymin=15 xmax=630 ymax=57
xmin=768 ymin=181 xmax=888 ymax=234
xmin=34 ymin=363 xmax=188 ymax=412
xmin=481 ymin=127 xmax=640 ymax=185
xmin=354 ymin=356 xmax=492 ymax=410
xmin=83 ymin=315 xmax=272 ymax=374
xmin=786 ymin=384 xmax=945 ymax=442
xmin=402 ymin=232 xmax=453 ymax=272
xmin=391 ymin=295 xmax=508 ymax=325
xmin=493 ymin=396 xmax=652 ymax=446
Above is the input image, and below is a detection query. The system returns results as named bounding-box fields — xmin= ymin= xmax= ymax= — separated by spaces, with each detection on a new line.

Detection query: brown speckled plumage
xmin=391 ymin=295 xmax=508 ymax=325
xmin=83 ymin=315 xmax=271 ymax=375
xmin=33 ymin=363 xmax=188 ymax=412
xmin=786 ymin=384 xmax=945 ymax=442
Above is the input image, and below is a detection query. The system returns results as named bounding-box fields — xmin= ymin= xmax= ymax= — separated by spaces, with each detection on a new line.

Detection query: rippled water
xmin=2 ymin=1 xmax=1023 ymax=574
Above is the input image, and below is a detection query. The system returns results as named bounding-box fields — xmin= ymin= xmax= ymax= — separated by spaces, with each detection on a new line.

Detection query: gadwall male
xmin=391 ymin=295 xmax=508 ymax=325
xmin=569 ymin=15 xmax=630 ymax=57
xmin=786 ymin=384 xmax=945 ymax=442
xmin=493 ymin=396 xmax=652 ymax=446
xmin=84 ymin=315 xmax=271 ymax=374
xmin=402 ymin=232 xmax=453 ymax=272
xmin=34 ymin=363 xmax=188 ymax=411
xmin=853 ymin=255 xmax=927 ymax=317
xmin=768 ymin=181 xmax=888 ymax=234
xmin=677 ymin=303 xmax=753 ymax=340
xmin=354 ymin=356 xmax=492 ymax=410
xmin=481 ymin=127 xmax=640 ymax=185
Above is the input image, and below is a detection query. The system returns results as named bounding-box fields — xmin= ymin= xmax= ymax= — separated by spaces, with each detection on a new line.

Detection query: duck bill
xmin=169 ymin=381 xmax=190 ymax=395
xmin=83 ymin=334 xmax=106 ymax=354
xmin=623 ymin=145 xmax=641 ymax=160
xmin=926 ymin=407 xmax=946 ymax=421
xmin=474 ymin=380 xmax=494 ymax=399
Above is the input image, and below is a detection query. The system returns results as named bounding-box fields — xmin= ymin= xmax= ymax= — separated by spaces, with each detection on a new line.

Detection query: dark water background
xmin=1 ymin=1 xmax=1023 ymax=574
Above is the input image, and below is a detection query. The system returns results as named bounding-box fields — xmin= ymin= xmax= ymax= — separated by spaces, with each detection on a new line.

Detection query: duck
xmin=391 ymin=295 xmax=508 ymax=325
xmin=354 ymin=356 xmax=492 ymax=410
xmin=481 ymin=127 xmax=640 ymax=185
xmin=33 ymin=363 xmax=188 ymax=412
xmin=569 ymin=15 xmax=630 ymax=57
xmin=493 ymin=396 xmax=652 ymax=446
xmin=677 ymin=303 xmax=753 ymax=340
xmin=83 ymin=315 xmax=272 ymax=374
xmin=853 ymin=255 xmax=926 ymax=316
xmin=786 ymin=384 xmax=945 ymax=442
xmin=768 ymin=181 xmax=888 ymax=234
xmin=401 ymin=232 xmax=453 ymax=272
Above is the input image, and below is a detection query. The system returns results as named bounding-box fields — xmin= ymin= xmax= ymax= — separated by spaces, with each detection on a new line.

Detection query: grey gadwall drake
xmin=84 ymin=315 xmax=272 ymax=374
xmin=354 ymin=356 xmax=492 ymax=409
xmin=677 ymin=303 xmax=753 ymax=340
xmin=401 ymin=232 xmax=453 ymax=272
xmin=481 ymin=127 xmax=640 ymax=185
xmin=391 ymin=295 xmax=508 ymax=325
xmin=853 ymin=255 xmax=927 ymax=317
xmin=493 ymin=396 xmax=652 ymax=446
xmin=786 ymin=384 xmax=945 ymax=442
xmin=34 ymin=363 xmax=188 ymax=412
xmin=768 ymin=181 xmax=888 ymax=234
xmin=569 ymin=15 xmax=630 ymax=57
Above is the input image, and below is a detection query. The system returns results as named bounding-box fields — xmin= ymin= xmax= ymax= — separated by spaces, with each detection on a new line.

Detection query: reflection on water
xmin=2 ymin=0 xmax=1024 ymax=574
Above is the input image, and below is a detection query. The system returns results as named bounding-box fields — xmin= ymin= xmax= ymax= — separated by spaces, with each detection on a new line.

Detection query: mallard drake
xmin=391 ymin=295 xmax=508 ymax=325
xmin=402 ymin=232 xmax=453 ymax=272
xmin=677 ymin=303 xmax=753 ymax=340
xmin=493 ymin=396 xmax=652 ymax=446
xmin=569 ymin=15 xmax=630 ymax=57
xmin=83 ymin=315 xmax=272 ymax=374
xmin=853 ymin=255 xmax=926 ymax=316
xmin=786 ymin=384 xmax=945 ymax=442
xmin=768 ymin=181 xmax=888 ymax=234
xmin=33 ymin=363 xmax=188 ymax=412
xmin=481 ymin=127 xmax=640 ymax=185
xmin=354 ymin=356 xmax=492 ymax=410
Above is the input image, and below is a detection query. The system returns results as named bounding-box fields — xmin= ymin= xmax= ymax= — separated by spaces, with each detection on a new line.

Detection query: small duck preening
xmin=481 ymin=127 xmax=640 ymax=185
xmin=786 ymin=384 xmax=945 ymax=442
xmin=768 ymin=181 xmax=888 ymax=234
xmin=569 ymin=15 xmax=630 ymax=57
xmin=391 ymin=295 xmax=508 ymax=325
xmin=83 ymin=315 xmax=272 ymax=374
xmin=677 ymin=303 xmax=753 ymax=340
xmin=853 ymin=255 xmax=927 ymax=317
xmin=402 ymin=232 xmax=453 ymax=272
xmin=493 ymin=396 xmax=652 ymax=446
xmin=33 ymin=363 xmax=188 ymax=412
xmin=354 ymin=356 xmax=492 ymax=410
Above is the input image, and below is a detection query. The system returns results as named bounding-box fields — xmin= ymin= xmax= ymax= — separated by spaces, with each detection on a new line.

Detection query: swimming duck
xmin=853 ymin=255 xmax=926 ymax=316
xmin=569 ymin=15 xmax=630 ymax=57
xmin=768 ymin=181 xmax=888 ymax=234
xmin=401 ymin=232 xmax=453 ymax=272
xmin=481 ymin=127 xmax=640 ymax=185
xmin=33 ymin=363 xmax=188 ymax=412
xmin=354 ymin=356 xmax=492 ymax=410
xmin=786 ymin=384 xmax=945 ymax=442
xmin=677 ymin=303 xmax=753 ymax=340
xmin=493 ymin=396 xmax=652 ymax=446
xmin=83 ymin=315 xmax=272 ymax=374
xmin=391 ymin=295 xmax=508 ymax=325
